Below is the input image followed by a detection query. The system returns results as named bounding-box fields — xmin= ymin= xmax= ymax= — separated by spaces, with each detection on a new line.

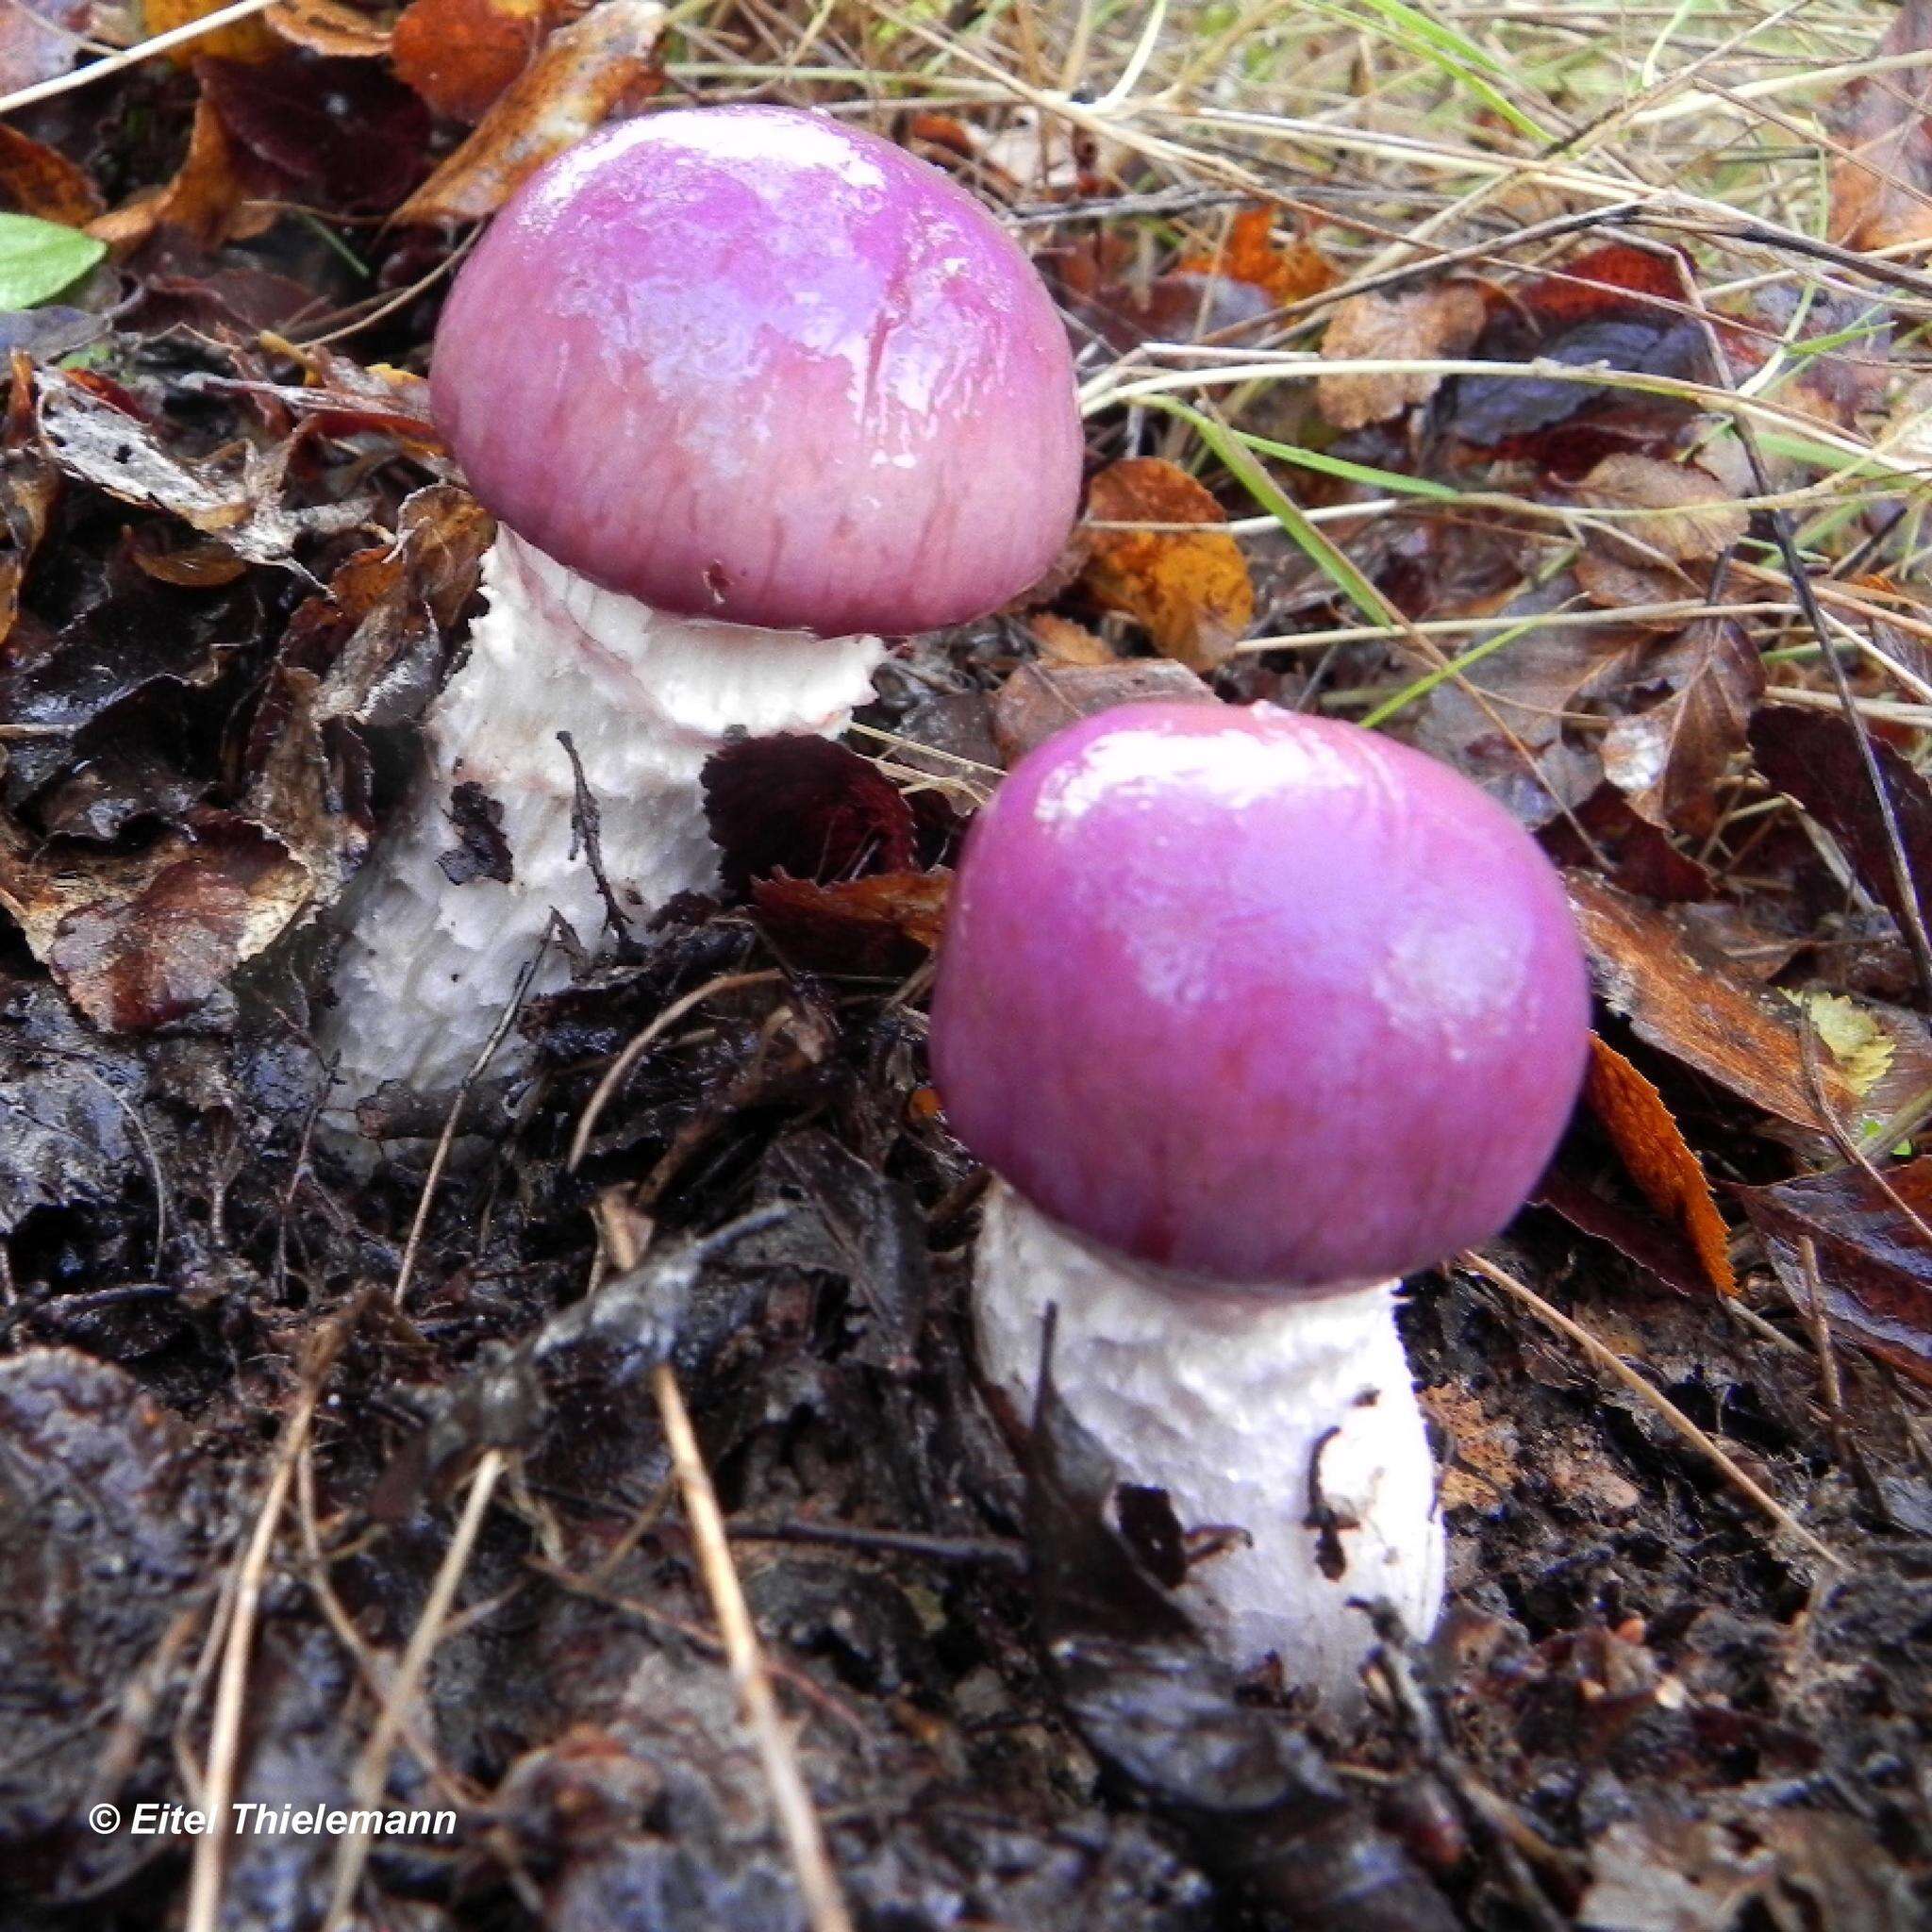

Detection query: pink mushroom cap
xmin=430 ymin=106 xmax=1084 ymax=638
xmin=929 ymin=703 xmax=1592 ymax=1291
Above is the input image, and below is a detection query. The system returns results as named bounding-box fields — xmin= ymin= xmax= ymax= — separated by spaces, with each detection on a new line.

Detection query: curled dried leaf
xmin=1584 ymin=1035 xmax=1736 ymax=1296
xmin=0 ymin=125 xmax=102 ymax=226
xmin=1575 ymin=455 xmax=1749 ymax=564
xmin=393 ymin=0 xmax=665 ymax=225
xmin=1080 ymin=457 xmax=1254 ymax=670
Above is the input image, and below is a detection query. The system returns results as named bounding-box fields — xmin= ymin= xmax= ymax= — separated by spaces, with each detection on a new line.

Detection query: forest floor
xmin=2 ymin=0 xmax=1931 ymax=1927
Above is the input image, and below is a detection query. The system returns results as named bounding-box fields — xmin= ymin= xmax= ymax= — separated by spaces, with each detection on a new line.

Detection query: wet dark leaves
xmin=0 ymin=1348 xmax=212 ymax=1898
xmin=438 ymin=778 xmax=512 ymax=885
xmin=198 ymin=52 xmax=432 ymax=212
xmin=0 ymin=810 xmax=313 ymax=1033
xmin=703 ymin=735 xmax=919 ymax=896
xmin=1736 ymin=1161 xmax=1932 ymax=1388
xmin=752 ymin=868 xmax=949 ymax=975
xmin=1749 ymin=707 xmax=1932 ymax=949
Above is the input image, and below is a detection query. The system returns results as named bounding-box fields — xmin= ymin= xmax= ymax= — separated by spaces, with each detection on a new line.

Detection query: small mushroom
xmin=325 ymin=106 xmax=1082 ymax=1118
xmin=928 ymin=701 xmax=1591 ymax=1705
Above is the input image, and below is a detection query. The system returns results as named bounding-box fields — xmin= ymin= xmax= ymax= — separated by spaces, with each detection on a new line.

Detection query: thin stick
xmin=319 ymin=1450 xmax=507 ymax=1932
xmin=1463 ymin=1253 xmax=1843 ymax=1571
xmin=598 ymin=1204 xmax=855 ymax=1932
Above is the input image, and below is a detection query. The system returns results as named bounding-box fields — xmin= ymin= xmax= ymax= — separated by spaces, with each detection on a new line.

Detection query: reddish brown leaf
xmin=703 ymin=736 xmax=916 ymax=897
xmin=1584 ymin=1036 xmax=1736 ymax=1296
xmin=393 ymin=0 xmax=665 ymax=225
xmin=89 ymin=94 xmax=257 ymax=254
xmin=1080 ymin=458 xmax=1254 ymax=670
xmin=1736 ymin=1162 xmax=1932 ymax=1388
xmin=754 ymin=869 xmax=951 ymax=974
xmin=1601 ymin=619 xmax=1764 ymax=838
xmin=0 ymin=125 xmax=101 ymax=225
xmin=1749 ymin=708 xmax=1932 ymax=952
xmin=1316 ymin=283 xmax=1487 ymax=430
xmin=393 ymin=0 xmax=560 ymax=120
xmin=1568 ymin=872 xmax=1857 ymax=1130
xmin=0 ymin=813 xmax=311 ymax=1033
xmin=991 ymin=658 xmax=1214 ymax=766
xmin=1829 ymin=0 xmax=1932 ymax=251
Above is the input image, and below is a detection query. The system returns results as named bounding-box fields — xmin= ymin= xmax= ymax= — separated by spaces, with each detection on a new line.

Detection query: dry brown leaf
xmin=1080 ymin=457 xmax=1254 ymax=670
xmin=393 ymin=0 xmax=664 ymax=224
xmin=267 ymin=0 xmax=391 ymax=56
xmin=1574 ymin=546 xmax=1700 ymax=621
xmin=1575 ymin=455 xmax=1749 ymax=564
xmin=393 ymin=0 xmax=558 ymax=119
xmin=0 ymin=125 xmax=102 ymax=225
xmin=991 ymin=658 xmax=1214 ymax=765
xmin=1584 ymin=1035 xmax=1736 ymax=1296
xmin=1315 ymin=283 xmax=1487 ymax=430
xmin=1029 ymin=612 xmax=1117 ymax=666
xmin=1568 ymin=872 xmax=1856 ymax=1130
xmin=1600 ymin=619 xmax=1764 ymax=838
xmin=753 ymin=869 xmax=951 ymax=974
xmin=1176 ymin=205 xmax=1335 ymax=308
xmin=88 ymin=94 xmax=262 ymax=253
xmin=1828 ymin=0 xmax=1932 ymax=251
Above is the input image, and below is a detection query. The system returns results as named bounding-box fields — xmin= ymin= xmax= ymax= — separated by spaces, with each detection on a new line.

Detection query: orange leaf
xmin=142 ymin=0 xmax=277 ymax=62
xmin=1584 ymin=1035 xmax=1736 ymax=1296
xmin=88 ymin=93 xmax=263 ymax=254
xmin=1080 ymin=457 xmax=1254 ymax=671
xmin=0 ymin=124 xmax=102 ymax=226
xmin=392 ymin=0 xmax=558 ymax=122
xmin=1177 ymin=205 xmax=1335 ymax=308
xmin=392 ymin=0 xmax=664 ymax=225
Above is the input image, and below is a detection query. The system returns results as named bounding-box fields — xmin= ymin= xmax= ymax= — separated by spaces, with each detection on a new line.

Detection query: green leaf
xmin=0 ymin=213 xmax=106 ymax=312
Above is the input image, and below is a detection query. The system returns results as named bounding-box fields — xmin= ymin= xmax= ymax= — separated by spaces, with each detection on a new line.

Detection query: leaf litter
xmin=1 ymin=1 xmax=1932 ymax=1928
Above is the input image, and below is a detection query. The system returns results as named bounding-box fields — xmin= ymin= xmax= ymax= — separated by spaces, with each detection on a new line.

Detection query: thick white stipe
xmin=323 ymin=529 xmax=885 ymax=1121
xmin=974 ymin=1182 xmax=1444 ymax=1707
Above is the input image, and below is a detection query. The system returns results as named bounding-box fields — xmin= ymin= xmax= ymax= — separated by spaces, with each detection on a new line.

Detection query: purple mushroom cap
xmin=930 ymin=703 xmax=1591 ymax=1291
xmin=430 ymin=106 xmax=1084 ymax=638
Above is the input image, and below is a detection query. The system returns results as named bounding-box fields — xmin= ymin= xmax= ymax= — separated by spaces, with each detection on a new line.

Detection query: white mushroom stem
xmin=323 ymin=528 xmax=885 ymax=1120
xmin=974 ymin=1182 xmax=1444 ymax=1706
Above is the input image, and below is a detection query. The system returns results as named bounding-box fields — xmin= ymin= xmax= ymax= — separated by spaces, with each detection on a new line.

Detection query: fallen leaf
xmin=35 ymin=368 xmax=372 ymax=571
xmin=991 ymin=658 xmax=1214 ymax=766
xmin=1787 ymin=990 xmax=1895 ymax=1097
xmin=1575 ymin=455 xmax=1749 ymax=563
xmin=1315 ymin=283 xmax=1487 ymax=430
xmin=1175 ymin=205 xmax=1335 ymax=308
xmin=144 ymin=0 xmax=279 ymax=61
xmin=0 ymin=812 xmax=312 ymax=1032
xmin=1584 ymin=1035 xmax=1736 ymax=1295
xmin=1736 ymin=1161 xmax=1932 ymax=1388
xmin=393 ymin=0 xmax=665 ymax=225
xmin=1568 ymin=872 xmax=1856 ymax=1130
xmin=1600 ymin=619 xmax=1764 ymax=837
xmin=0 ymin=0 xmax=91 ymax=92
xmin=198 ymin=52 xmax=431 ymax=211
xmin=753 ymin=869 xmax=951 ymax=974
xmin=1749 ymin=708 xmax=1932 ymax=952
xmin=703 ymin=735 xmax=917 ymax=896
xmin=393 ymin=0 xmax=559 ymax=120
xmin=0 ymin=125 xmax=102 ymax=226
xmin=0 ymin=211 xmax=103 ymax=309
xmin=1080 ymin=458 xmax=1254 ymax=670
xmin=1828 ymin=0 xmax=1932 ymax=250
xmin=266 ymin=0 xmax=391 ymax=56
xmin=1029 ymin=611 xmax=1117 ymax=666
xmin=88 ymin=94 xmax=261 ymax=254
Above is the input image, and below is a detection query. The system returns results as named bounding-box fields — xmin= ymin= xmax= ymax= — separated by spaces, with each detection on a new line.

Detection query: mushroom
xmin=324 ymin=106 xmax=1082 ymax=1119
xmin=928 ymin=701 xmax=1590 ymax=1704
